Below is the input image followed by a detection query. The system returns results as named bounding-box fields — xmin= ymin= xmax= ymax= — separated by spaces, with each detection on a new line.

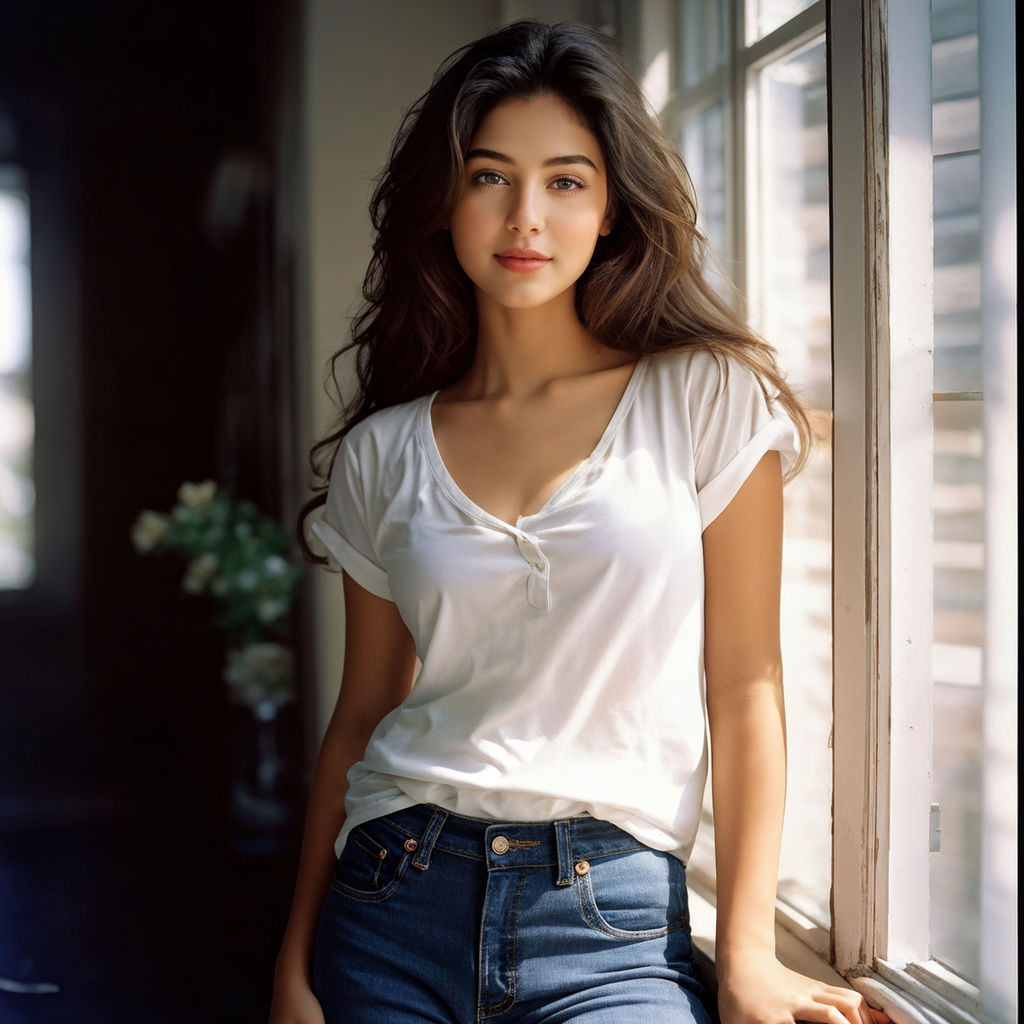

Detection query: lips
xmin=494 ymin=249 xmax=552 ymax=273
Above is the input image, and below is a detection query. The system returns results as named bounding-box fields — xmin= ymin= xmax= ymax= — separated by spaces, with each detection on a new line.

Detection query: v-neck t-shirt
xmin=312 ymin=347 xmax=797 ymax=863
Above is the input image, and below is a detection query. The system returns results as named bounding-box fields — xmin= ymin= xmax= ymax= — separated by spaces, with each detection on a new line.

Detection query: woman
xmin=270 ymin=20 xmax=889 ymax=1024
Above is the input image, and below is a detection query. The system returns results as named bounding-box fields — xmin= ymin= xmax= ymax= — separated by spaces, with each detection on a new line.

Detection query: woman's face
xmin=449 ymin=93 xmax=613 ymax=315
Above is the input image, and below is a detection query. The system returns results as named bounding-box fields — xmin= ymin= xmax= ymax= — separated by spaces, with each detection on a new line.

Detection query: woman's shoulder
xmin=645 ymin=344 xmax=752 ymax=398
xmin=341 ymin=394 xmax=431 ymax=454
xmin=640 ymin=345 xmax=777 ymax=442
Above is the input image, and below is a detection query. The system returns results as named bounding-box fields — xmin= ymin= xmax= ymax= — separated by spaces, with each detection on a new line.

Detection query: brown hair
xmin=299 ymin=20 xmax=812 ymax=558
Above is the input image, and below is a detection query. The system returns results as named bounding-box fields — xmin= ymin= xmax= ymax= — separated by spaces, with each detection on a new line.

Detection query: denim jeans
xmin=312 ymin=804 xmax=713 ymax=1023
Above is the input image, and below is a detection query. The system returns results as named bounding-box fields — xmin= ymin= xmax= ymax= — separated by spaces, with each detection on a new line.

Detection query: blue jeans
xmin=312 ymin=804 xmax=713 ymax=1023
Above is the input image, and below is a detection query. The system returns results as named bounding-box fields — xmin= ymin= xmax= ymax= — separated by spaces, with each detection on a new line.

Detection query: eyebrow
xmin=464 ymin=148 xmax=600 ymax=172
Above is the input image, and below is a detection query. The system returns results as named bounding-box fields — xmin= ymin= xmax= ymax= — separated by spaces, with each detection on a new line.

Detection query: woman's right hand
xmin=268 ymin=969 xmax=325 ymax=1024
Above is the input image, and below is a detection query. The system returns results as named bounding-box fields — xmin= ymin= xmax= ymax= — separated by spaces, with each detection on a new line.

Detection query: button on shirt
xmin=312 ymin=348 xmax=797 ymax=863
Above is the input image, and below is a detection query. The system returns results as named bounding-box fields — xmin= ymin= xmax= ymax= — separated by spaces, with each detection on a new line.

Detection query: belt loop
xmin=411 ymin=807 xmax=448 ymax=870
xmin=554 ymin=820 xmax=575 ymax=886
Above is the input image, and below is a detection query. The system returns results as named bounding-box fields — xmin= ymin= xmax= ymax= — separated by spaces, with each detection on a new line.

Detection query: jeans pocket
xmin=576 ymin=848 xmax=691 ymax=940
xmin=329 ymin=819 xmax=414 ymax=903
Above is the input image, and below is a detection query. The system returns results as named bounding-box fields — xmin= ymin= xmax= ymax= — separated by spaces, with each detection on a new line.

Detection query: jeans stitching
xmin=575 ymin=869 xmax=687 ymax=940
xmin=478 ymin=868 xmax=528 ymax=1020
xmin=329 ymin=846 xmax=414 ymax=904
xmin=316 ymin=810 xmax=709 ymax=1023
xmin=349 ymin=832 xmax=387 ymax=886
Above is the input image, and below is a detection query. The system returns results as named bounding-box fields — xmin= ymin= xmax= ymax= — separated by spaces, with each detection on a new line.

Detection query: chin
xmin=476 ymin=283 xmax=578 ymax=313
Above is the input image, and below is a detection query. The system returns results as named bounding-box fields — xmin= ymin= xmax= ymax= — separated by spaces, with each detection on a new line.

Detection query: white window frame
xmin=832 ymin=6 xmax=1017 ymax=1023
xmin=627 ymin=1 xmax=1018 ymax=1021
xmin=829 ymin=0 xmax=935 ymax=981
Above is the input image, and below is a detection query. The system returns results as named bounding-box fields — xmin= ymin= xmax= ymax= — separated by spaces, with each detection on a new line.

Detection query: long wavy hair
xmin=299 ymin=19 xmax=812 ymax=558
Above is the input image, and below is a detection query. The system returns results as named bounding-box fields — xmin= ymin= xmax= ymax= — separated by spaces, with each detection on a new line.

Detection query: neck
xmin=460 ymin=290 xmax=619 ymax=399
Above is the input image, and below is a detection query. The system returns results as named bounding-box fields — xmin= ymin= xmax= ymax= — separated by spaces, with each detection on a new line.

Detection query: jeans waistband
xmin=377 ymin=803 xmax=652 ymax=886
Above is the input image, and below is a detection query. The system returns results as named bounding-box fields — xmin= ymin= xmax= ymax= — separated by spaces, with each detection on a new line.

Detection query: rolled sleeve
xmin=692 ymin=356 xmax=798 ymax=531
xmin=309 ymin=434 xmax=393 ymax=601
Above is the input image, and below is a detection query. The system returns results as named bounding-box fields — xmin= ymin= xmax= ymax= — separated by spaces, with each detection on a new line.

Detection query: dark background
xmin=0 ymin=2 xmax=306 ymax=1021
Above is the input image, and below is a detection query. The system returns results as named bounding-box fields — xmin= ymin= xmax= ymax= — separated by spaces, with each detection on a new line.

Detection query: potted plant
xmin=131 ymin=480 xmax=304 ymax=851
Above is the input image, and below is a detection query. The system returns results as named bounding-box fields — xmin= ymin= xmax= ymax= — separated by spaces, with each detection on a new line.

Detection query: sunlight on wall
xmin=642 ymin=49 xmax=671 ymax=114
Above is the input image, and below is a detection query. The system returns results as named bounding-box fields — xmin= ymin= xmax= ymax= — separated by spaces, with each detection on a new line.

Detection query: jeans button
xmin=491 ymin=835 xmax=510 ymax=855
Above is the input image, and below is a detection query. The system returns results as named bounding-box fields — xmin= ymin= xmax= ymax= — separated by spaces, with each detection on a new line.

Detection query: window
xmin=930 ymin=0 xmax=983 ymax=986
xmin=0 ymin=165 xmax=34 ymax=590
xmin=667 ymin=0 xmax=834 ymax=944
xmin=638 ymin=1 xmax=1017 ymax=1020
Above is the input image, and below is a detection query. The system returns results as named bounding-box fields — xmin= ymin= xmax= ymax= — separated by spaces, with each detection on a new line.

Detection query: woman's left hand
xmin=716 ymin=952 xmax=891 ymax=1024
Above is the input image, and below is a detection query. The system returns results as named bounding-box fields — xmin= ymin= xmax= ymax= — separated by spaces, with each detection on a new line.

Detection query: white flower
xmin=263 ymin=554 xmax=289 ymax=577
xmin=235 ymin=569 xmax=258 ymax=592
xmin=257 ymin=598 xmax=286 ymax=623
xmin=131 ymin=510 xmax=169 ymax=552
xmin=177 ymin=480 xmax=217 ymax=508
xmin=223 ymin=642 xmax=295 ymax=705
xmin=182 ymin=552 xmax=219 ymax=593
xmin=182 ymin=571 xmax=204 ymax=594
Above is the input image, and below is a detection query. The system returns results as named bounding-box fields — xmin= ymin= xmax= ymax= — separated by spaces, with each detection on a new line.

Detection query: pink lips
xmin=494 ymin=248 xmax=552 ymax=273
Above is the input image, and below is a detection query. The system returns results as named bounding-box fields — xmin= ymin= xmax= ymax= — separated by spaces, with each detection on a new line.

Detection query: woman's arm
xmin=269 ymin=572 xmax=417 ymax=1024
xmin=703 ymin=451 xmax=886 ymax=1024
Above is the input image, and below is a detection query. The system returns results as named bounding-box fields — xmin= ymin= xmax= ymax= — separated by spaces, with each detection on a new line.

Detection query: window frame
xmin=633 ymin=0 xmax=1017 ymax=1020
xmin=828 ymin=0 xmax=934 ymax=977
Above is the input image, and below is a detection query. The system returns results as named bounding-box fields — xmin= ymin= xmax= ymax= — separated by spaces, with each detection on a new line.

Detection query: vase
xmin=224 ymin=643 xmax=299 ymax=855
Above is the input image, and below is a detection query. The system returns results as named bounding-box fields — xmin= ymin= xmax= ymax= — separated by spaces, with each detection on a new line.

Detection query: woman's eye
xmin=551 ymin=176 xmax=583 ymax=191
xmin=474 ymin=171 xmax=506 ymax=186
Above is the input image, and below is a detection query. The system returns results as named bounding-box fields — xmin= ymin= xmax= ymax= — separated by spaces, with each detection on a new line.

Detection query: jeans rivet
xmin=404 ymin=838 xmax=418 ymax=853
xmin=574 ymin=860 xmax=590 ymax=876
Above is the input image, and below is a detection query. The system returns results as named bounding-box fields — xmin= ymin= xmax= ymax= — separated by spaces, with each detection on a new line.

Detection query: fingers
xmin=788 ymin=1002 xmax=853 ymax=1024
xmin=715 ymin=958 xmax=893 ymax=1024
xmin=812 ymin=984 xmax=892 ymax=1024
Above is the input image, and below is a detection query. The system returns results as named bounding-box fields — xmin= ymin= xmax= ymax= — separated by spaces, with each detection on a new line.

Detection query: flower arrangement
xmin=131 ymin=480 xmax=303 ymax=705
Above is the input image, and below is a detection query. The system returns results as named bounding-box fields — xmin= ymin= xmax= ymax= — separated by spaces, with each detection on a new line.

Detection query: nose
xmin=506 ymin=185 xmax=544 ymax=234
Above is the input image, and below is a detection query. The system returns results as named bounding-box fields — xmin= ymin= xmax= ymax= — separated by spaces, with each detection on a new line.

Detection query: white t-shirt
xmin=312 ymin=347 xmax=797 ymax=863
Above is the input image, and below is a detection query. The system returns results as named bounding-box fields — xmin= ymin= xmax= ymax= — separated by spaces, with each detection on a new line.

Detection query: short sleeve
xmin=309 ymin=434 xmax=393 ymax=601
xmin=691 ymin=355 xmax=798 ymax=531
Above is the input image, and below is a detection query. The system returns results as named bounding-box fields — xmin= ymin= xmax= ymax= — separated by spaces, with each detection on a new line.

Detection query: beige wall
xmin=499 ymin=0 xmax=606 ymax=22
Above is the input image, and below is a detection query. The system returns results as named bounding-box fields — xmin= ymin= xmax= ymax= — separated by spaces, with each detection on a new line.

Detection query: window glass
xmin=932 ymin=33 xmax=980 ymax=155
xmin=747 ymin=0 xmax=816 ymax=42
xmin=929 ymin=0 xmax=982 ymax=984
xmin=933 ymin=152 xmax=981 ymax=393
xmin=0 ymin=168 xmax=34 ymax=589
xmin=680 ymin=0 xmax=726 ymax=87
xmin=680 ymin=103 xmax=728 ymax=293
xmin=750 ymin=38 xmax=832 ymax=927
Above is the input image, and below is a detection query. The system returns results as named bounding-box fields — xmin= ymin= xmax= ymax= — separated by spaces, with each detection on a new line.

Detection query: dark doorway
xmin=0 ymin=2 xmax=304 ymax=1020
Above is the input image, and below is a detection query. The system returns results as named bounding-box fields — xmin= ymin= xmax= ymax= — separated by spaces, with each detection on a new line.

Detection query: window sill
xmin=687 ymin=883 xmax=980 ymax=1024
